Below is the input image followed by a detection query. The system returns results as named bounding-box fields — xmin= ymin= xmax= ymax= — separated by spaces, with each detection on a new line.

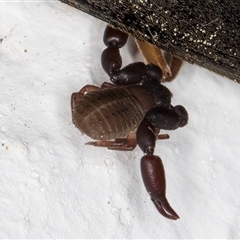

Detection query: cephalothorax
xmin=71 ymin=26 xmax=188 ymax=220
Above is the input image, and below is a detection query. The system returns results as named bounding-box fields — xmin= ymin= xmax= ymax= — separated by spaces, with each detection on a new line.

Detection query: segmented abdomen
xmin=74 ymin=87 xmax=149 ymax=140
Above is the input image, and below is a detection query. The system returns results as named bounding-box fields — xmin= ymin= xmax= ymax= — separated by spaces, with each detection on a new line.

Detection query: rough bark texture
xmin=59 ymin=0 xmax=240 ymax=83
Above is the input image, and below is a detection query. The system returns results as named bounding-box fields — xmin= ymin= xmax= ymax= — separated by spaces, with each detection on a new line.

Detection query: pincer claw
xmin=141 ymin=155 xmax=179 ymax=220
xmin=151 ymin=196 xmax=179 ymax=220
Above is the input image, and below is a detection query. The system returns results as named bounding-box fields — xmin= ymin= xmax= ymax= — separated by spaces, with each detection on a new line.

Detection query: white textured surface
xmin=0 ymin=2 xmax=240 ymax=238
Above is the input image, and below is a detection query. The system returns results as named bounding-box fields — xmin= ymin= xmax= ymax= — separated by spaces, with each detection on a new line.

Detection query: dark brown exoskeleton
xmin=71 ymin=26 xmax=188 ymax=220
xmin=61 ymin=0 xmax=240 ymax=82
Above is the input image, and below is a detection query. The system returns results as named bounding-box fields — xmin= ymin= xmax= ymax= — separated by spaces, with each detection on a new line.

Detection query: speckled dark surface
xmin=60 ymin=0 xmax=240 ymax=82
